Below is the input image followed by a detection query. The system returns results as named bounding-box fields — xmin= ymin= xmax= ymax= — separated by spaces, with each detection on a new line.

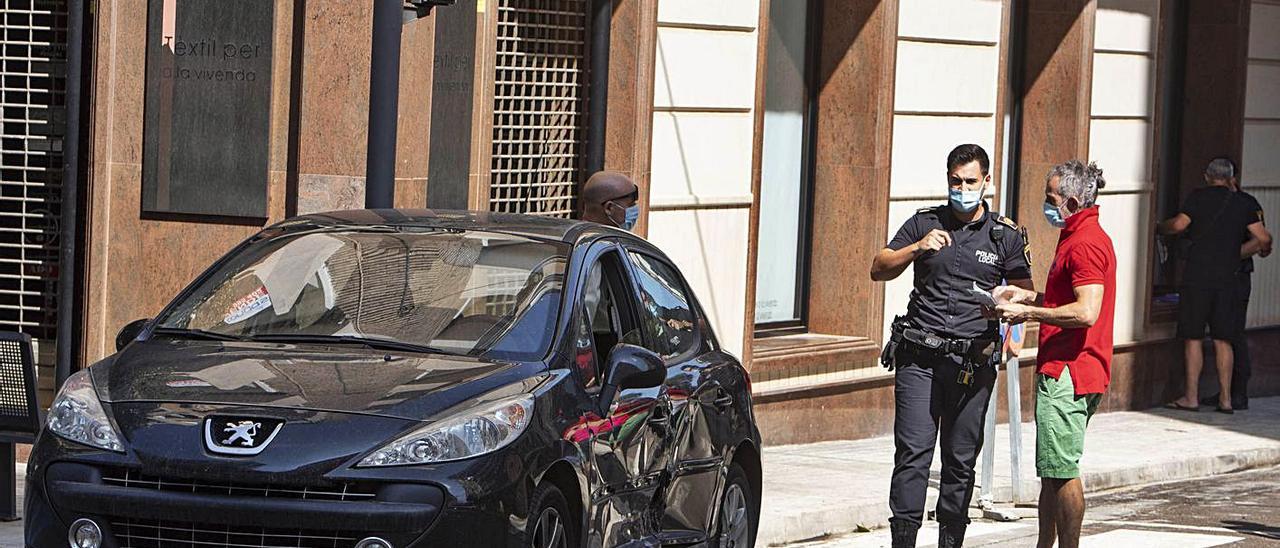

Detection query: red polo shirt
xmin=1037 ymin=206 xmax=1116 ymax=395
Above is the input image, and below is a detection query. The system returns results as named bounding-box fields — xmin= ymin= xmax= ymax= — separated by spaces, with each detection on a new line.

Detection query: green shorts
xmin=1035 ymin=366 xmax=1102 ymax=479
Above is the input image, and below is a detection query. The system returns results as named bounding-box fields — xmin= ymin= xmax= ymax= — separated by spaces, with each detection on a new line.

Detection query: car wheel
xmin=717 ymin=462 xmax=757 ymax=548
xmin=527 ymin=482 xmax=578 ymax=548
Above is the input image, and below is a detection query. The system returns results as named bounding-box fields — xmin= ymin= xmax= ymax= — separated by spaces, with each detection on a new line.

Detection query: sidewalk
xmin=759 ymin=396 xmax=1280 ymax=546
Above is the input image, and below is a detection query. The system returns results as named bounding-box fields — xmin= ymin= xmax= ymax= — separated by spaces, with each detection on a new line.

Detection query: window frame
xmin=753 ymin=0 xmax=822 ymax=336
xmin=1145 ymin=0 xmax=1189 ymax=326
xmin=567 ymin=240 xmax=640 ymax=392
xmin=621 ymin=247 xmax=705 ymax=365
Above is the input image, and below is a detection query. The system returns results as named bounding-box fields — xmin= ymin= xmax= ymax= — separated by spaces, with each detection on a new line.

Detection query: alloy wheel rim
xmin=533 ymin=506 xmax=566 ymax=548
xmin=719 ymin=483 xmax=750 ymax=548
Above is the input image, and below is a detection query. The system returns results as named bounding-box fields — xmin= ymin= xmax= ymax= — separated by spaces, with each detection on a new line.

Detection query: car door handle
xmin=648 ymin=402 xmax=671 ymax=428
xmin=648 ymin=413 xmax=670 ymax=428
xmin=713 ymin=391 xmax=734 ymax=410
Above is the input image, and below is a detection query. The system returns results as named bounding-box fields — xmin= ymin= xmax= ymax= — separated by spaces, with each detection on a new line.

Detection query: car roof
xmin=277 ymin=208 xmax=653 ymax=250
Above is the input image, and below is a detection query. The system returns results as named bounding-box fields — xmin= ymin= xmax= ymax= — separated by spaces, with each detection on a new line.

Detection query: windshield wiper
xmin=152 ymin=327 xmax=246 ymax=342
xmin=245 ymin=334 xmax=451 ymax=356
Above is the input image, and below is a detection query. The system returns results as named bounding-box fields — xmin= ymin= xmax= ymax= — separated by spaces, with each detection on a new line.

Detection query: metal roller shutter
xmin=0 ymin=0 xmax=66 ymax=345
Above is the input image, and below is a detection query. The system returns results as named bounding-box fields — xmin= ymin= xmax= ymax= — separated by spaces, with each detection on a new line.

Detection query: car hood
xmin=91 ymin=338 xmax=537 ymax=421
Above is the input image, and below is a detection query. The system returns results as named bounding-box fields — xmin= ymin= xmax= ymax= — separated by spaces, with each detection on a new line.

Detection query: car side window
xmin=627 ymin=252 xmax=698 ymax=360
xmin=574 ymin=250 xmax=632 ymax=391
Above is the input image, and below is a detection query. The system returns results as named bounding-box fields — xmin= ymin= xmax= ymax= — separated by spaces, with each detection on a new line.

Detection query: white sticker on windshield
xmin=224 ymin=286 xmax=272 ymax=325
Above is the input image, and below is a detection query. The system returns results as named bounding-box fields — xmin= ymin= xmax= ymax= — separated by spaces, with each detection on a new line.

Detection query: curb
xmin=758 ymin=446 xmax=1280 ymax=546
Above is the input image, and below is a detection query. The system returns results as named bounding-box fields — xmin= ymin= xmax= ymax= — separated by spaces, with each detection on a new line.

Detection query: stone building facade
xmin=5 ymin=0 xmax=1278 ymax=443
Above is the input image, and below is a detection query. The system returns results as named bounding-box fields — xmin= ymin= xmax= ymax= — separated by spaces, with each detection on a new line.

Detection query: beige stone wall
xmin=1243 ymin=0 xmax=1280 ymax=327
xmin=1087 ymin=0 xmax=1160 ymax=345
xmin=647 ymin=0 xmax=763 ymax=361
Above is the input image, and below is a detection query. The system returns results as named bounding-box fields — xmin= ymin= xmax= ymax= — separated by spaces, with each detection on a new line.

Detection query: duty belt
xmin=899 ymin=327 xmax=976 ymax=355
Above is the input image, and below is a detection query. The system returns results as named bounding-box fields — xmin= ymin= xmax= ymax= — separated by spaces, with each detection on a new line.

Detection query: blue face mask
xmin=949 ymin=186 xmax=984 ymax=213
xmin=1043 ymin=201 xmax=1067 ymax=228
xmin=621 ymin=204 xmax=640 ymax=231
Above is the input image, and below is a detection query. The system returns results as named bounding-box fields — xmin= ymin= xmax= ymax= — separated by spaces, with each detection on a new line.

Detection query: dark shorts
xmin=1177 ymin=285 xmax=1241 ymax=340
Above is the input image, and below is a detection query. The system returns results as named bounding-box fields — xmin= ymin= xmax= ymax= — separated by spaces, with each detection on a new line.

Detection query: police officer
xmin=870 ymin=144 xmax=1034 ymax=548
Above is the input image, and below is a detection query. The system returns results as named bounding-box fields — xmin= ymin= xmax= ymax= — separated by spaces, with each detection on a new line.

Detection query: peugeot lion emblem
xmin=204 ymin=416 xmax=284 ymax=456
xmin=223 ymin=421 xmax=262 ymax=446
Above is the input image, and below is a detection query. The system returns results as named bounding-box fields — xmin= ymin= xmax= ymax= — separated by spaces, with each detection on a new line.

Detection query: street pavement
xmin=783 ymin=464 xmax=1280 ymax=547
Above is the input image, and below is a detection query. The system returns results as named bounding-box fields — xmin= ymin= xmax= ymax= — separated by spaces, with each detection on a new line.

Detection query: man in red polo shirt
xmin=993 ymin=160 xmax=1116 ymax=548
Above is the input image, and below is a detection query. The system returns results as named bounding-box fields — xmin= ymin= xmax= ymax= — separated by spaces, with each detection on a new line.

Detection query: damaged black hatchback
xmin=25 ymin=209 xmax=761 ymax=548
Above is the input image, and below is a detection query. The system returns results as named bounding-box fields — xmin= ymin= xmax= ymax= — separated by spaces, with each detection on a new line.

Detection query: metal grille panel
xmin=0 ymin=0 xmax=66 ymax=340
xmin=101 ymin=467 xmax=378 ymax=502
xmin=488 ymin=0 xmax=589 ymax=217
xmin=111 ymin=518 xmax=360 ymax=548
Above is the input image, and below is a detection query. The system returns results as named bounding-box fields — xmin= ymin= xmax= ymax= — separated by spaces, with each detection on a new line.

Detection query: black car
xmin=27 ymin=209 xmax=761 ymax=548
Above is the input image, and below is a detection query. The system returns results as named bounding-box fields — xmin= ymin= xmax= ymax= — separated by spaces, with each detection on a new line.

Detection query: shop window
xmin=754 ymin=0 xmax=817 ymax=334
xmin=1149 ymin=0 xmax=1188 ymax=322
xmin=141 ymin=0 xmax=274 ymax=219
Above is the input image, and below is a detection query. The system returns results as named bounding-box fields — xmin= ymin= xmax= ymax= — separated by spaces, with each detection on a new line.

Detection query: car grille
xmin=100 ymin=467 xmax=377 ymax=502
xmin=110 ymin=518 xmax=360 ymax=548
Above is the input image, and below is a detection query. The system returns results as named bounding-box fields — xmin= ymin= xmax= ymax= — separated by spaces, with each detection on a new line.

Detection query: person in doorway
xmin=1193 ymin=159 xmax=1272 ymax=411
xmin=1158 ymin=157 xmax=1272 ymax=413
xmin=870 ymin=144 xmax=1034 ymax=548
xmin=581 ymin=171 xmax=640 ymax=230
xmin=993 ymin=160 xmax=1116 ymax=548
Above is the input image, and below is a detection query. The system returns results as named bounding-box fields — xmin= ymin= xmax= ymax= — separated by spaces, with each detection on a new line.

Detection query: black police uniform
xmin=882 ymin=203 xmax=1031 ymax=539
xmin=1200 ymin=191 xmax=1266 ymax=409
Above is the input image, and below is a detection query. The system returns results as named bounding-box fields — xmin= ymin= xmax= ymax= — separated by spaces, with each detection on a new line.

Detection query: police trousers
xmin=889 ymin=344 xmax=997 ymax=528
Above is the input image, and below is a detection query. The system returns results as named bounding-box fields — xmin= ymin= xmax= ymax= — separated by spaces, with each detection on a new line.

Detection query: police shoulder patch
xmin=1020 ymin=226 xmax=1032 ymax=267
xmin=914 ymin=205 xmax=943 ymax=220
xmin=995 ymin=215 xmax=1019 ymax=229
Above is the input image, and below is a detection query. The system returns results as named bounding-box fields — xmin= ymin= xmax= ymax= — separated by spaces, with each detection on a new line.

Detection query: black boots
xmin=890 ymin=520 xmax=919 ymax=548
xmin=887 ymin=519 xmax=964 ymax=548
xmin=937 ymin=521 xmax=968 ymax=548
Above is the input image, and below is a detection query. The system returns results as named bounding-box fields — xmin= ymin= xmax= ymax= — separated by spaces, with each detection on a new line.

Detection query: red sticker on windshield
xmin=224 ymin=285 xmax=272 ymax=325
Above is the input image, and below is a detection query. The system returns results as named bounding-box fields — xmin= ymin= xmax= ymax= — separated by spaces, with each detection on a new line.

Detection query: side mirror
xmin=116 ymin=318 xmax=151 ymax=352
xmin=598 ymin=344 xmax=664 ymax=411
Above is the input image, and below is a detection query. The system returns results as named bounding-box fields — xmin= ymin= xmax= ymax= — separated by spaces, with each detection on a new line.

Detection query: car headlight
xmin=47 ymin=370 xmax=124 ymax=453
xmin=359 ymin=394 xmax=534 ymax=467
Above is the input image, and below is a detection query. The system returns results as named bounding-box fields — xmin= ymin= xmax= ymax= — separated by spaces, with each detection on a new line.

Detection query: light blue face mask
xmin=1043 ymin=201 xmax=1067 ymax=228
xmin=949 ymin=185 xmax=985 ymax=213
xmin=621 ymin=204 xmax=640 ymax=231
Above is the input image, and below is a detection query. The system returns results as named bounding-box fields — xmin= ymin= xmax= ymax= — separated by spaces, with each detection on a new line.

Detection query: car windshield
xmin=155 ymin=228 xmax=569 ymax=361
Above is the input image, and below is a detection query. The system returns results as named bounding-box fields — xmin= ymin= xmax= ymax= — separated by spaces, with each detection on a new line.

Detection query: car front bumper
xmin=25 ymin=437 xmax=536 ymax=548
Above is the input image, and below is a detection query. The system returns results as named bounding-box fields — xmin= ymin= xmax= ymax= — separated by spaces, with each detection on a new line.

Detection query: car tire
xmin=526 ymin=482 xmax=578 ymax=548
xmin=716 ymin=462 xmax=758 ymax=548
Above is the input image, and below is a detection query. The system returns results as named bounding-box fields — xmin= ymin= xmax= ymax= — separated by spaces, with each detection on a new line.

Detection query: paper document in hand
xmin=970 ymin=281 xmax=997 ymax=308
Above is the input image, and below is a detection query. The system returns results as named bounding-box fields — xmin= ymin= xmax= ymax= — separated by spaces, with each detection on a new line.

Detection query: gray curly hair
xmin=1046 ymin=160 xmax=1106 ymax=209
